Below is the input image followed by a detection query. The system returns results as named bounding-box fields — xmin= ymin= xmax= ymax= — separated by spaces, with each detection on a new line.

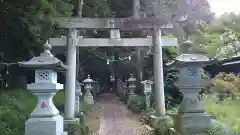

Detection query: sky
xmin=209 ymin=0 xmax=240 ymax=16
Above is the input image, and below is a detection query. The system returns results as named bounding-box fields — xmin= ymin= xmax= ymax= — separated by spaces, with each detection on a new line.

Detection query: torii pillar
xmin=64 ymin=28 xmax=78 ymax=124
xmin=152 ymin=27 xmax=166 ymax=116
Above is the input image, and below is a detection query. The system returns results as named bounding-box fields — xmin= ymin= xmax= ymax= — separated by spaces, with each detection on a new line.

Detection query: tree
xmin=0 ymin=0 xmax=73 ymax=62
xmin=190 ymin=13 xmax=240 ymax=59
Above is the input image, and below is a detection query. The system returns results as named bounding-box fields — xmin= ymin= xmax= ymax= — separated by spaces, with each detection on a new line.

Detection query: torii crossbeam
xmin=49 ymin=36 xmax=178 ymax=47
xmin=55 ymin=17 xmax=173 ymax=29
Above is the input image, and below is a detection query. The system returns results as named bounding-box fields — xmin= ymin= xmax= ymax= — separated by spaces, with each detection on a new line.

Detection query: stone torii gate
xmin=49 ymin=27 xmax=178 ymax=121
xmin=50 ymin=0 xmax=181 ymax=125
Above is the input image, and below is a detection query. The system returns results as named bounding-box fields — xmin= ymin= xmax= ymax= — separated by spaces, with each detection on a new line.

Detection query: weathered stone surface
xmin=172 ymin=113 xmax=211 ymax=134
xmin=25 ymin=115 xmax=64 ymax=135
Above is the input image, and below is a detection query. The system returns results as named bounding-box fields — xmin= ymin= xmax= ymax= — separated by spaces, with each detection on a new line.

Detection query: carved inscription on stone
xmin=40 ymin=102 xmax=48 ymax=109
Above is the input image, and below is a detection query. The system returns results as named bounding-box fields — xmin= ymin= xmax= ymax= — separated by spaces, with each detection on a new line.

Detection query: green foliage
xmin=211 ymin=79 xmax=238 ymax=98
xmin=0 ymin=89 xmax=64 ymax=135
xmin=163 ymin=68 xmax=182 ymax=109
xmin=79 ymin=101 xmax=92 ymax=116
xmin=210 ymin=72 xmax=240 ymax=99
xmin=164 ymin=68 xmax=179 ymax=90
xmin=65 ymin=101 xmax=92 ymax=135
xmin=190 ymin=13 xmax=240 ymax=59
xmin=24 ymin=0 xmax=73 ymax=43
xmin=0 ymin=0 xmax=73 ymax=62
xmin=139 ymin=110 xmax=174 ymax=135
xmin=66 ymin=113 xmax=89 ymax=135
xmin=82 ymin=0 xmax=113 ymax=17
xmin=54 ymin=91 xmax=65 ymax=105
xmin=203 ymin=96 xmax=240 ymax=131
xmin=127 ymin=94 xmax=145 ymax=113
xmin=150 ymin=116 xmax=173 ymax=135
xmin=67 ymin=123 xmax=89 ymax=135
xmin=206 ymin=120 xmax=237 ymax=135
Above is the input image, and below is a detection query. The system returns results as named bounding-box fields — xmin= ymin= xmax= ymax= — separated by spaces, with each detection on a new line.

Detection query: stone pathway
xmin=98 ymin=93 xmax=140 ymax=135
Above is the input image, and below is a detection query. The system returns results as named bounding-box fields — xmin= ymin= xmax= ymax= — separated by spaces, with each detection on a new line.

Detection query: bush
xmin=67 ymin=123 xmax=89 ymax=135
xmin=72 ymin=102 xmax=93 ymax=135
xmin=207 ymin=119 xmax=238 ymax=135
xmin=139 ymin=110 xmax=174 ymax=135
xmin=67 ymin=113 xmax=89 ymax=135
xmin=214 ymin=72 xmax=239 ymax=82
xmin=127 ymin=94 xmax=145 ymax=113
xmin=203 ymin=95 xmax=240 ymax=129
xmin=79 ymin=102 xmax=92 ymax=116
xmin=210 ymin=72 xmax=240 ymax=99
xmin=211 ymin=79 xmax=238 ymax=99
xmin=0 ymin=89 xmax=65 ymax=135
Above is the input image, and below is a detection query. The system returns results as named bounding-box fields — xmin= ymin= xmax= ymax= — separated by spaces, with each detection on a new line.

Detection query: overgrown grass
xmin=203 ymin=95 xmax=240 ymax=129
xmin=0 ymin=89 xmax=65 ymax=135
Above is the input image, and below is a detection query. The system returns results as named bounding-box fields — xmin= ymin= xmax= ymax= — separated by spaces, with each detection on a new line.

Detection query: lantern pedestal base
xmin=84 ymin=92 xmax=94 ymax=104
xmin=25 ymin=115 xmax=64 ymax=135
xmin=64 ymin=118 xmax=79 ymax=127
xmin=171 ymin=113 xmax=211 ymax=135
xmin=62 ymin=132 xmax=68 ymax=135
xmin=169 ymin=128 xmax=207 ymax=135
xmin=128 ymin=92 xmax=136 ymax=97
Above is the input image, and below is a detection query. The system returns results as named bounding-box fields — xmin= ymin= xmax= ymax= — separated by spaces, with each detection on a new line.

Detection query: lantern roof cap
xmin=18 ymin=41 xmax=67 ymax=71
xmin=173 ymin=53 xmax=217 ymax=67
xmin=172 ymin=40 xmax=216 ymax=66
xmin=141 ymin=80 xmax=154 ymax=84
xmin=76 ymin=80 xmax=84 ymax=86
xmin=127 ymin=74 xmax=136 ymax=82
xmin=83 ymin=74 xmax=94 ymax=83
xmin=176 ymin=53 xmax=210 ymax=62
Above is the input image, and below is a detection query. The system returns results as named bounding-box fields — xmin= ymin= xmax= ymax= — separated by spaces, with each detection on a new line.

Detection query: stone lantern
xmin=82 ymin=74 xmax=94 ymax=104
xmin=141 ymin=80 xmax=154 ymax=110
xmin=170 ymin=41 xmax=214 ymax=135
xmin=75 ymin=80 xmax=82 ymax=114
xmin=18 ymin=41 xmax=67 ymax=135
xmin=110 ymin=75 xmax=115 ymax=82
xmin=127 ymin=74 xmax=137 ymax=95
